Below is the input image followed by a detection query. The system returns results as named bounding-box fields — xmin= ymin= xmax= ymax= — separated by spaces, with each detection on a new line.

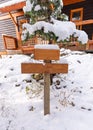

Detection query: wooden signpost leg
xmin=44 ymin=73 xmax=50 ymax=115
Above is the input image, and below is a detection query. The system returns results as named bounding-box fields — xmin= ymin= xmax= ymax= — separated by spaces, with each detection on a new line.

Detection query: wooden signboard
xmin=21 ymin=44 xmax=68 ymax=115
xmin=21 ymin=63 xmax=68 ymax=74
xmin=34 ymin=49 xmax=60 ymax=60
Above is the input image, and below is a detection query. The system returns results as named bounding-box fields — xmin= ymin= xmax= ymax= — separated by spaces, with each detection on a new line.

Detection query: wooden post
xmin=44 ymin=72 xmax=50 ymax=115
xmin=44 ymin=60 xmax=51 ymax=115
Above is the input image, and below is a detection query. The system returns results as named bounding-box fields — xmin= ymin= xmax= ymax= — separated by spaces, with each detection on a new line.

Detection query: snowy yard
xmin=0 ymin=49 xmax=93 ymax=130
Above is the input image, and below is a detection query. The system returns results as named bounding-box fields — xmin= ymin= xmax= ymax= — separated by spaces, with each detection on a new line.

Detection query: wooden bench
xmin=2 ymin=34 xmax=18 ymax=50
xmin=2 ymin=34 xmax=38 ymax=55
xmin=2 ymin=34 xmax=22 ymax=54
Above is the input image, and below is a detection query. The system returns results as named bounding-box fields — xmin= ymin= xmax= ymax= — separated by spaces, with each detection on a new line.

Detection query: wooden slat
xmin=21 ymin=63 xmax=68 ymax=74
xmin=34 ymin=49 xmax=60 ymax=60
xmin=9 ymin=12 xmax=18 ymax=27
xmin=74 ymin=19 xmax=93 ymax=26
xmin=0 ymin=11 xmax=24 ymax=20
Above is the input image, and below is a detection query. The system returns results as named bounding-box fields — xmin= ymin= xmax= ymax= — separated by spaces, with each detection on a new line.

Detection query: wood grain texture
xmin=21 ymin=63 xmax=68 ymax=74
xmin=34 ymin=49 xmax=60 ymax=60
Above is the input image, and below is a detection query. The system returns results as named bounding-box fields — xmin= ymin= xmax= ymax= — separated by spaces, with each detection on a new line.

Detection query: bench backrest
xmin=2 ymin=34 xmax=18 ymax=50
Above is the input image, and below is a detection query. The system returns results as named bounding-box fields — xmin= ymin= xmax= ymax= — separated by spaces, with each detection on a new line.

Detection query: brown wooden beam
xmin=0 ymin=11 xmax=24 ymax=20
xmin=9 ymin=12 xmax=18 ymax=27
xmin=74 ymin=19 xmax=93 ymax=26
xmin=63 ymin=0 xmax=85 ymax=6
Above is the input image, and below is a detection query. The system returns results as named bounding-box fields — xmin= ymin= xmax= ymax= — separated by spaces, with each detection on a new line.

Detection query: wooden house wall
xmin=63 ymin=1 xmax=93 ymax=39
xmin=0 ymin=0 xmax=25 ymax=50
xmin=0 ymin=0 xmax=14 ymax=50
xmin=0 ymin=18 xmax=16 ymax=50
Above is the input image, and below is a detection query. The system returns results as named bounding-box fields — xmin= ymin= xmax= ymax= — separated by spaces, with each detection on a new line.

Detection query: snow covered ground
xmin=0 ymin=49 xmax=93 ymax=130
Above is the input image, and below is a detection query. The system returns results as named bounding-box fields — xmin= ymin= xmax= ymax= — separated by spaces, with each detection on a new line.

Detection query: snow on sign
xmin=21 ymin=44 xmax=68 ymax=115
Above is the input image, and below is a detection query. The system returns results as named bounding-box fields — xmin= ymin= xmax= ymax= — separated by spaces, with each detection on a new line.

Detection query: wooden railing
xmin=74 ymin=19 xmax=93 ymax=50
xmin=74 ymin=19 xmax=93 ymax=30
xmin=74 ymin=19 xmax=93 ymax=26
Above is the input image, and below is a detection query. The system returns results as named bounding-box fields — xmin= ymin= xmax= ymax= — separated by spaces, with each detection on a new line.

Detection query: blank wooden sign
xmin=21 ymin=63 xmax=68 ymax=74
xmin=34 ymin=44 xmax=60 ymax=60
xmin=34 ymin=49 xmax=60 ymax=60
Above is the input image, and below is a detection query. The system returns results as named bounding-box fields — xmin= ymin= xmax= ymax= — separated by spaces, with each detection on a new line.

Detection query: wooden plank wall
xmin=63 ymin=0 xmax=93 ymax=39
xmin=0 ymin=18 xmax=16 ymax=50
xmin=0 ymin=0 xmax=15 ymax=50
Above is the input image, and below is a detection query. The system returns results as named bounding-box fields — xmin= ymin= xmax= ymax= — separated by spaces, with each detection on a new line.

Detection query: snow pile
xmin=0 ymin=50 xmax=93 ymax=130
xmin=22 ymin=19 xmax=88 ymax=44
xmin=23 ymin=0 xmax=33 ymax=12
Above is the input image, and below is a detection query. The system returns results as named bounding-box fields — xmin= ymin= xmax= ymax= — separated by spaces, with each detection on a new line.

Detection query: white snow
xmin=0 ymin=0 xmax=26 ymax=8
xmin=34 ymin=5 xmax=41 ymax=11
xmin=0 ymin=49 xmax=93 ymax=130
xmin=22 ymin=20 xmax=88 ymax=44
xmin=23 ymin=0 xmax=33 ymax=13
